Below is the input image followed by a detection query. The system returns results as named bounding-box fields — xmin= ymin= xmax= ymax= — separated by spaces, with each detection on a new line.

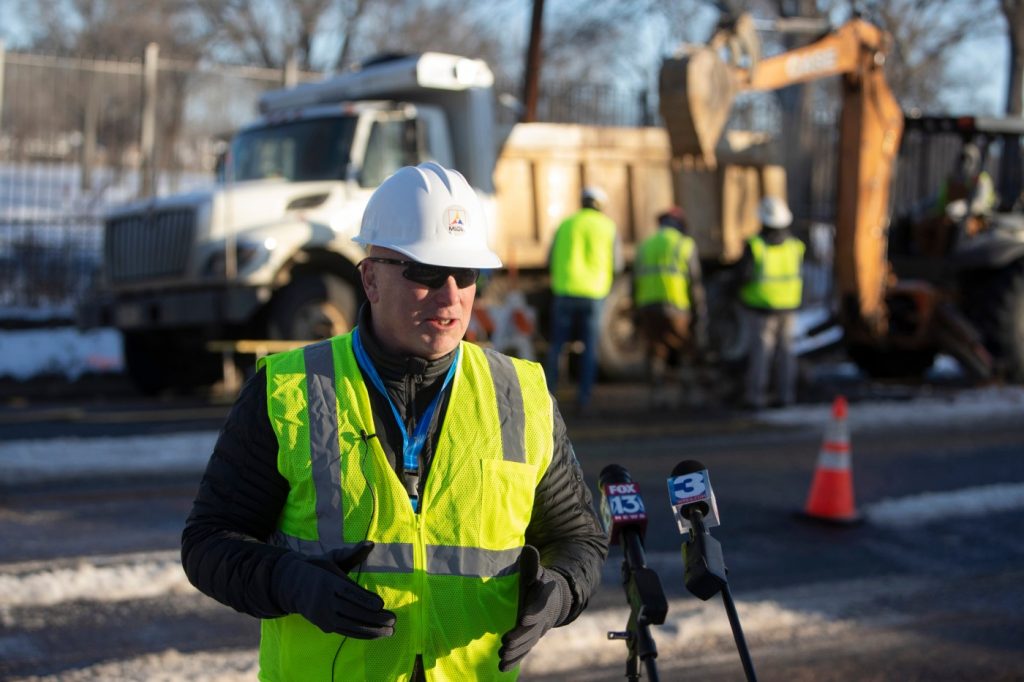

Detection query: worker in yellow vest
xmin=738 ymin=196 xmax=805 ymax=409
xmin=545 ymin=186 xmax=622 ymax=414
xmin=182 ymin=162 xmax=608 ymax=681
xmin=632 ymin=207 xmax=708 ymax=408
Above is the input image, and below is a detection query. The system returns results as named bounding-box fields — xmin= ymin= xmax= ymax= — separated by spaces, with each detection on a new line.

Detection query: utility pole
xmin=522 ymin=0 xmax=545 ymax=122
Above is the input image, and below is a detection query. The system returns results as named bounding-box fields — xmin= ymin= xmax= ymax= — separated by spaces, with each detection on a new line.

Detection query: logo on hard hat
xmin=446 ymin=207 xmax=467 ymax=234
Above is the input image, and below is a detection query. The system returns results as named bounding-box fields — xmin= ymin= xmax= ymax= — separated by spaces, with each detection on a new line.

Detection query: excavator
xmin=659 ymin=12 xmax=1024 ymax=383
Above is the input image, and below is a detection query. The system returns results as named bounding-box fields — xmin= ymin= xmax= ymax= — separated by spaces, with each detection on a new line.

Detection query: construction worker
xmin=738 ymin=196 xmax=805 ymax=409
xmin=632 ymin=207 xmax=709 ymax=408
xmin=544 ymin=186 xmax=622 ymax=414
xmin=182 ymin=162 xmax=608 ymax=681
xmin=936 ymin=142 xmax=997 ymax=220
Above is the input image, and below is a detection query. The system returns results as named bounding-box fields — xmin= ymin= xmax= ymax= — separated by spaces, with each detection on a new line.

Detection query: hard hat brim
xmin=354 ymin=235 xmax=502 ymax=269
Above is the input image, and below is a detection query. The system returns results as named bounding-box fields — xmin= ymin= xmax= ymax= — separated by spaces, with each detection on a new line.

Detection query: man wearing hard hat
xmin=545 ymin=186 xmax=622 ymax=414
xmin=632 ymin=206 xmax=709 ymax=409
xmin=737 ymin=196 xmax=805 ymax=409
xmin=183 ymin=163 xmax=608 ymax=680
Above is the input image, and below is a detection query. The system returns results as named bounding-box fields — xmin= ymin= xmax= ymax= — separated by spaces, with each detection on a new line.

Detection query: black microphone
xmin=667 ymin=459 xmax=726 ymax=600
xmin=598 ymin=464 xmax=648 ymax=545
xmin=599 ymin=464 xmax=667 ymax=626
xmin=667 ymin=459 xmax=720 ymax=538
xmin=667 ymin=461 xmax=759 ymax=681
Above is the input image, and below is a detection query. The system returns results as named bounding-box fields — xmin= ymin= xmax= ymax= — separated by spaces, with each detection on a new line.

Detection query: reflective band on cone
xmin=800 ymin=395 xmax=861 ymax=524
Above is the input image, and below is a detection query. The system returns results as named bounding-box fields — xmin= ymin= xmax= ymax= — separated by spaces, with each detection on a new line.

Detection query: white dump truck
xmin=82 ymin=53 xmax=674 ymax=392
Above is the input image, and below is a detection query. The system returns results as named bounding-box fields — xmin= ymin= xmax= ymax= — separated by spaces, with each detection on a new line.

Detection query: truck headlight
xmin=203 ymin=238 xmax=275 ymax=278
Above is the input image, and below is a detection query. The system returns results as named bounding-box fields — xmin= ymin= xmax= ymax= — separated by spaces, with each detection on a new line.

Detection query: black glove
xmin=271 ymin=540 xmax=396 ymax=638
xmin=498 ymin=545 xmax=572 ymax=672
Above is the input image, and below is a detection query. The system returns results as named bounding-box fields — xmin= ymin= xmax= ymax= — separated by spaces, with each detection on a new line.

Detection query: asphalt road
xmin=1 ymin=380 xmax=1023 ymax=680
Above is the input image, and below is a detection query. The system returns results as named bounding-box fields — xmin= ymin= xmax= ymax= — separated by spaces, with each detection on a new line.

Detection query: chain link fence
xmin=0 ymin=46 xmax=306 ymax=320
xmin=1 ymin=43 xmax=845 ymax=319
xmin=0 ymin=46 xmax=660 ymax=319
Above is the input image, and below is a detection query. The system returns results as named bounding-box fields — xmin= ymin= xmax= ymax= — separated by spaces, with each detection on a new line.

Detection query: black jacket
xmin=181 ymin=311 xmax=608 ymax=628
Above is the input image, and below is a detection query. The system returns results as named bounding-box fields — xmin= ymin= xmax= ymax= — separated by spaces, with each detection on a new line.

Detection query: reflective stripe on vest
xmin=550 ymin=208 xmax=617 ymax=299
xmin=634 ymin=228 xmax=695 ymax=309
xmin=740 ymin=235 xmax=805 ymax=310
xmin=257 ymin=335 xmax=553 ymax=681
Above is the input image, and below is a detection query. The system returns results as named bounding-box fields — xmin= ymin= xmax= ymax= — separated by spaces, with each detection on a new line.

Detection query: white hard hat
xmin=758 ymin=196 xmax=793 ymax=229
xmin=354 ymin=162 xmax=502 ymax=269
xmin=582 ymin=185 xmax=608 ymax=208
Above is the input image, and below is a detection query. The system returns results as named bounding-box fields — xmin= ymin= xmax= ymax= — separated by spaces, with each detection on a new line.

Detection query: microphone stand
xmin=608 ymin=529 xmax=667 ymax=681
xmin=684 ymin=509 xmax=758 ymax=682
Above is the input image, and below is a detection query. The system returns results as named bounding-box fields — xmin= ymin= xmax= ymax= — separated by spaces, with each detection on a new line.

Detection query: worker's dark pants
xmin=545 ymin=294 xmax=603 ymax=408
xmin=635 ymin=305 xmax=700 ymax=407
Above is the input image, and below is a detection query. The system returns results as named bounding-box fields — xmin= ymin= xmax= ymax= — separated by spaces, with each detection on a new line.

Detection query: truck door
xmin=358 ymin=106 xmax=454 ymax=187
xmin=360 ymin=113 xmax=419 ymax=187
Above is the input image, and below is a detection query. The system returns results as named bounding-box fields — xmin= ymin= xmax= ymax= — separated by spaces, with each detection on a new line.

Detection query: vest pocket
xmin=479 ymin=459 xmax=538 ymax=550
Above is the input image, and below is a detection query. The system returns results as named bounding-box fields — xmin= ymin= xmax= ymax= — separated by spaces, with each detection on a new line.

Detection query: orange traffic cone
xmin=801 ymin=395 xmax=861 ymax=524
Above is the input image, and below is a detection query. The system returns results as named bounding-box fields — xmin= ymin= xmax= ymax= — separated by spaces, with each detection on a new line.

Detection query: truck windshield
xmin=228 ymin=116 xmax=357 ymax=182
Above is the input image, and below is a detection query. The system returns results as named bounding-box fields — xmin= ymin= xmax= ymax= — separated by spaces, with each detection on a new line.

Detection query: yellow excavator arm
xmin=660 ymin=16 xmax=904 ymax=337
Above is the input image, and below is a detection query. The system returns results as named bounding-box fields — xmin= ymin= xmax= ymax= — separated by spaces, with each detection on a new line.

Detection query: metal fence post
xmin=139 ymin=42 xmax=159 ymax=198
xmin=283 ymin=55 xmax=299 ymax=88
xmin=0 ymin=40 xmax=6 ymax=142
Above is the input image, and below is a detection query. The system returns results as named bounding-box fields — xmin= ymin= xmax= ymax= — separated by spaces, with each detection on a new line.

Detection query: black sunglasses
xmin=362 ymin=257 xmax=480 ymax=289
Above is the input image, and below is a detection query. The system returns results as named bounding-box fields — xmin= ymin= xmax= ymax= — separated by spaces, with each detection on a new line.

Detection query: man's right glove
xmin=271 ymin=540 xmax=396 ymax=638
xmin=498 ymin=545 xmax=572 ymax=672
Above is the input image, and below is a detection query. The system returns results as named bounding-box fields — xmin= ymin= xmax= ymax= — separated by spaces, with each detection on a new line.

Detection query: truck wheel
xmin=994 ymin=266 xmax=1024 ymax=382
xmin=122 ymin=331 xmax=222 ymax=395
xmin=597 ymin=278 xmax=646 ymax=381
xmin=123 ymin=332 xmax=170 ymax=395
xmin=847 ymin=344 xmax=937 ymax=380
xmin=269 ymin=273 xmax=359 ymax=341
xmin=967 ymin=261 xmax=1024 ymax=382
xmin=705 ymin=272 xmax=748 ymax=363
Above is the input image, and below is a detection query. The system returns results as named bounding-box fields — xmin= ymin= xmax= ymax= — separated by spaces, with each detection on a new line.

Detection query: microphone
xmin=667 ymin=459 xmax=720 ymax=538
xmin=598 ymin=464 xmax=648 ymax=545
xmin=667 ymin=459 xmax=727 ymax=602
xmin=599 ymin=464 xmax=667 ymax=627
xmin=666 ymin=460 xmax=759 ymax=681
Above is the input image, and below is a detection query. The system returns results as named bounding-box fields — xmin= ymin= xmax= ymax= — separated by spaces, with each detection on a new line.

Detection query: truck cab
xmin=87 ymin=53 xmax=496 ymax=393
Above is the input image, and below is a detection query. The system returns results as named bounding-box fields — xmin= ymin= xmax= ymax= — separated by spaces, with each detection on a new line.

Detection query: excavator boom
xmin=660 ymin=16 xmax=904 ymax=338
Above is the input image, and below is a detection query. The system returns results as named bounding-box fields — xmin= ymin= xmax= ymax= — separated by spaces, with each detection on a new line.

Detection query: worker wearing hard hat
xmin=738 ymin=196 xmax=805 ymax=409
xmin=937 ymin=142 xmax=997 ymax=220
xmin=545 ymin=186 xmax=623 ymax=414
xmin=182 ymin=163 xmax=608 ymax=680
xmin=632 ymin=206 xmax=709 ymax=408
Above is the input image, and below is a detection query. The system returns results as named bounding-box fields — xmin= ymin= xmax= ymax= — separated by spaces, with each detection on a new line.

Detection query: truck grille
xmin=105 ymin=208 xmax=196 ymax=283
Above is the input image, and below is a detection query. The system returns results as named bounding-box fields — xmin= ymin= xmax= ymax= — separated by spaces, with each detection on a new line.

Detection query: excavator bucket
xmin=659 ymin=47 xmax=736 ymax=166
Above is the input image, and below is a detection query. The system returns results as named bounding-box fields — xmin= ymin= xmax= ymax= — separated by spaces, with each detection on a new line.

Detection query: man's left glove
xmin=498 ymin=545 xmax=572 ymax=672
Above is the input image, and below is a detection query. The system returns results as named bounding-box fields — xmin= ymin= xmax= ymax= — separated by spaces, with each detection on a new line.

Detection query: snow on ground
xmin=756 ymin=384 xmax=1024 ymax=431
xmin=1 ymin=322 xmax=1022 ymax=679
xmin=0 ymin=327 xmax=123 ymax=380
xmin=0 ymin=431 xmax=217 ymax=485
xmin=1 ymin=554 xmax=954 ymax=681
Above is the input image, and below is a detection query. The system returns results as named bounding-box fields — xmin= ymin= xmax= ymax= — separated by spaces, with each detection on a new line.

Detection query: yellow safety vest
xmin=633 ymin=228 xmax=695 ymax=309
xmin=740 ymin=235 xmax=804 ymax=310
xmin=550 ymin=208 xmax=617 ymax=299
xmin=257 ymin=335 xmax=554 ymax=681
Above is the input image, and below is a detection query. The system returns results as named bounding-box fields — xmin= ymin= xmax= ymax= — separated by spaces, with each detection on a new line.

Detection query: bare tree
xmin=192 ymin=0 xmax=334 ymax=70
xmin=856 ymin=0 xmax=1003 ymax=112
xmin=15 ymin=0 xmax=210 ymax=59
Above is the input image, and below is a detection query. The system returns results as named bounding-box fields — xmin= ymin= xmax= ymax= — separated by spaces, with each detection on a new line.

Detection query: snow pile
xmin=0 ymin=551 xmax=191 ymax=608
xmin=757 ymin=385 xmax=1024 ymax=431
xmin=0 ymin=327 xmax=122 ymax=380
xmin=0 ymin=431 xmax=218 ymax=485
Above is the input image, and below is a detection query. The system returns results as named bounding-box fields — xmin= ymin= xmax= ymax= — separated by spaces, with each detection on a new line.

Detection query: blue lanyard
xmin=352 ymin=328 xmax=460 ymax=477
